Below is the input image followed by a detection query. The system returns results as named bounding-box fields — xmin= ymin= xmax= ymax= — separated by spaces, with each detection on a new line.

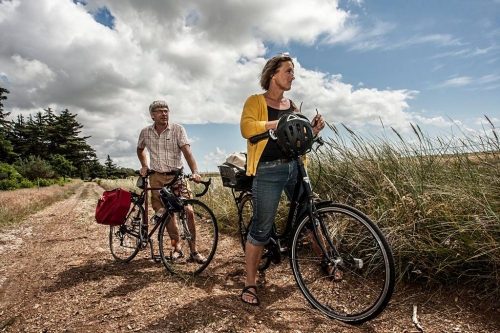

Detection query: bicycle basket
xmin=159 ymin=186 xmax=182 ymax=211
xmin=218 ymin=164 xmax=253 ymax=191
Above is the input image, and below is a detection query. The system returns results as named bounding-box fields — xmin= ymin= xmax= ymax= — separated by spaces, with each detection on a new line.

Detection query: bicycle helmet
xmin=275 ymin=113 xmax=314 ymax=157
xmin=159 ymin=186 xmax=182 ymax=211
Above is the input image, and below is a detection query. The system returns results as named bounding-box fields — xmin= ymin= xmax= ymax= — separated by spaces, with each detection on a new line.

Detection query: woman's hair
xmin=260 ymin=54 xmax=294 ymax=91
xmin=148 ymin=100 xmax=169 ymax=114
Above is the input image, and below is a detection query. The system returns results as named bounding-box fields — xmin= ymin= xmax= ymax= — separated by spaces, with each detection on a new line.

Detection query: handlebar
xmin=134 ymin=168 xmax=212 ymax=197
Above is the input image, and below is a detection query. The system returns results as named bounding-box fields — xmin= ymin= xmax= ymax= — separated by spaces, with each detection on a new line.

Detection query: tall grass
xmin=307 ymin=117 xmax=500 ymax=299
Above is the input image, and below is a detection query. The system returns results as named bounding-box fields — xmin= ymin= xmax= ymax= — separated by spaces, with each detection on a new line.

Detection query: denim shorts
xmin=247 ymin=159 xmax=298 ymax=246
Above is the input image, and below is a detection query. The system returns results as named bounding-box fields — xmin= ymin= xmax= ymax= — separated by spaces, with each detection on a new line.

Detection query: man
xmin=137 ymin=100 xmax=206 ymax=264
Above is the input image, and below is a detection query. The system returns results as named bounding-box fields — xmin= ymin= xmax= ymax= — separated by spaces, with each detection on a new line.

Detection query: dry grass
xmin=0 ymin=179 xmax=83 ymax=226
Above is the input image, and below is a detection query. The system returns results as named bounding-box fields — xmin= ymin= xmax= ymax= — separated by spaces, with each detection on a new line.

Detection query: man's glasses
xmin=153 ymin=109 xmax=169 ymax=114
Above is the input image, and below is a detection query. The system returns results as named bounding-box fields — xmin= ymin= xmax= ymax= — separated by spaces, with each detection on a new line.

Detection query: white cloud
xmin=203 ymin=147 xmax=227 ymax=171
xmin=433 ymin=74 xmax=500 ymax=89
xmin=434 ymin=76 xmax=473 ymax=88
xmin=0 ymin=0 xmax=429 ymax=168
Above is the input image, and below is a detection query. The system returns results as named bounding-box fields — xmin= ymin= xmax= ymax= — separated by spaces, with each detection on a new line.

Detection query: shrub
xmin=14 ymin=156 xmax=55 ymax=180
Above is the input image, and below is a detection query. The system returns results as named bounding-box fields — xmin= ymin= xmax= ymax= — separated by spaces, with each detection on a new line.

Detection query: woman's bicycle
xmin=109 ymin=168 xmax=218 ymax=277
xmin=220 ymin=132 xmax=395 ymax=324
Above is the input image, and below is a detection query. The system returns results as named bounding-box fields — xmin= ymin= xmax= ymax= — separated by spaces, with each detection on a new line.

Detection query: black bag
xmin=218 ymin=152 xmax=253 ymax=191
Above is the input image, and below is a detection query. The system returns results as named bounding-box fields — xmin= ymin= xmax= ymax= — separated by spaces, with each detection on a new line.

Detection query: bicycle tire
xmin=237 ymin=194 xmax=272 ymax=271
xmin=290 ymin=202 xmax=395 ymax=324
xmin=159 ymin=199 xmax=218 ymax=277
xmin=109 ymin=201 xmax=143 ymax=263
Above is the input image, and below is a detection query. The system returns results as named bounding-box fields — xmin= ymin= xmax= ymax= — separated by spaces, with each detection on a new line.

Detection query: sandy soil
xmin=0 ymin=182 xmax=499 ymax=332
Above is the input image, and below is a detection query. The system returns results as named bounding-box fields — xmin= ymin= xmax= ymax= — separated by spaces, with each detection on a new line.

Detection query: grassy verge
xmin=0 ymin=179 xmax=83 ymax=226
xmin=307 ymin=117 xmax=500 ymax=301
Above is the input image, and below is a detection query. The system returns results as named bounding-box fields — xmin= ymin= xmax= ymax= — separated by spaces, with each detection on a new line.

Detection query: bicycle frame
xmin=135 ymin=169 xmax=203 ymax=239
xmin=137 ymin=173 xmax=162 ymax=236
xmin=262 ymin=150 xmax=338 ymax=265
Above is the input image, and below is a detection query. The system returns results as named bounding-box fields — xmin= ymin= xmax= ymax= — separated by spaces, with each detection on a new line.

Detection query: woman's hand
xmin=312 ymin=114 xmax=325 ymax=135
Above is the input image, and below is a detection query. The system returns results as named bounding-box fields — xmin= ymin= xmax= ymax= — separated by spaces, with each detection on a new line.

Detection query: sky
xmin=1 ymin=0 xmax=499 ymax=172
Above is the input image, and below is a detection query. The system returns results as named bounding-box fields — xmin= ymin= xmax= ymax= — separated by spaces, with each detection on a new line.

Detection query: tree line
xmin=0 ymin=87 xmax=134 ymax=189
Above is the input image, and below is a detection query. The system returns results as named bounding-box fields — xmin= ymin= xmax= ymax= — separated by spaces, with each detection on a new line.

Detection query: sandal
xmin=240 ymin=285 xmax=260 ymax=306
xmin=170 ymin=249 xmax=184 ymax=262
xmin=321 ymin=260 xmax=344 ymax=282
xmin=152 ymin=254 xmax=162 ymax=263
xmin=188 ymin=251 xmax=207 ymax=264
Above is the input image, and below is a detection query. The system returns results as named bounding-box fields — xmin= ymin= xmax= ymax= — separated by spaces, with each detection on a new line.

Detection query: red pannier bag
xmin=95 ymin=188 xmax=132 ymax=226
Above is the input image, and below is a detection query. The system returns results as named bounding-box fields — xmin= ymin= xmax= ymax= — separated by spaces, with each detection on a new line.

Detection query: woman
xmin=240 ymin=54 xmax=325 ymax=305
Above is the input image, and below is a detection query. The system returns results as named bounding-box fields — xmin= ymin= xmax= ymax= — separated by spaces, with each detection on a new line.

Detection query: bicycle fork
xmin=177 ymin=210 xmax=193 ymax=241
xmin=311 ymin=216 xmax=364 ymax=272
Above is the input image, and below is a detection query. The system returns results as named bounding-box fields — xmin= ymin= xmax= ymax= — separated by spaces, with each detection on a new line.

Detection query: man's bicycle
xmin=220 ymin=131 xmax=395 ymax=324
xmin=109 ymin=168 xmax=218 ymax=277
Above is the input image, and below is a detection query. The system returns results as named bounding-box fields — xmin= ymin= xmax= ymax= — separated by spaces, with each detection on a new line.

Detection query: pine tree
xmin=52 ymin=109 xmax=97 ymax=176
xmin=104 ymin=155 xmax=118 ymax=178
xmin=0 ymin=87 xmax=16 ymax=163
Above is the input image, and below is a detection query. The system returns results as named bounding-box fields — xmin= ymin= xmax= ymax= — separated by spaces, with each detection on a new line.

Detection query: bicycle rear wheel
xmin=290 ymin=203 xmax=395 ymax=324
xmin=109 ymin=201 xmax=142 ymax=263
xmin=237 ymin=194 xmax=272 ymax=271
xmin=238 ymin=194 xmax=253 ymax=251
xmin=159 ymin=199 xmax=218 ymax=277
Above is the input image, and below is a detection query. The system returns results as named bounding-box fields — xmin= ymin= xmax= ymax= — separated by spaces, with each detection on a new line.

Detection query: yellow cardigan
xmin=240 ymin=94 xmax=306 ymax=176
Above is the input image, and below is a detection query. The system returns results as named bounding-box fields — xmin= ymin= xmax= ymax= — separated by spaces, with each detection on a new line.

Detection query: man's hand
xmin=139 ymin=166 xmax=148 ymax=177
xmin=192 ymin=173 xmax=201 ymax=183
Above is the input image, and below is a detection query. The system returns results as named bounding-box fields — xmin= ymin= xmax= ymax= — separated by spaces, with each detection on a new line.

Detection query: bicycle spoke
xmin=109 ymin=202 xmax=142 ymax=263
xmin=159 ymin=199 xmax=218 ymax=277
xmin=291 ymin=203 xmax=394 ymax=324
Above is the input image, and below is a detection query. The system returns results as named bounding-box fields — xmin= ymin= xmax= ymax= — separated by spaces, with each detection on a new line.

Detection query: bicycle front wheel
xmin=290 ymin=203 xmax=395 ymax=324
xmin=159 ymin=199 xmax=218 ymax=277
xmin=109 ymin=202 xmax=142 ymax=263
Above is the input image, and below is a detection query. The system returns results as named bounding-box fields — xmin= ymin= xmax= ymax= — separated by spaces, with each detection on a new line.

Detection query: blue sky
xmin=1 ymin=0 xmax=499 ymax=172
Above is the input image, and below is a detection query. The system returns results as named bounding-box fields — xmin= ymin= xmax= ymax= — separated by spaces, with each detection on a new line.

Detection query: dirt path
xmin=0 ymin=182 xmax=498 ymax=332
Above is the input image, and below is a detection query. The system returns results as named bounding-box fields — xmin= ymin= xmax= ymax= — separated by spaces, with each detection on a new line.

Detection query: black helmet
xmin=275 ymin=113 xmax=314 ymax=157
xmin=159 ymin=186 xmax=182 ymax=211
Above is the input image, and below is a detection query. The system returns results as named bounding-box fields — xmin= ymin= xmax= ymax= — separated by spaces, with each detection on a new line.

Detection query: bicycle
xmin=220 ymin=131 xmax=395 ymax=324
xmin=109 ymin=168 xmax=218 ymax=277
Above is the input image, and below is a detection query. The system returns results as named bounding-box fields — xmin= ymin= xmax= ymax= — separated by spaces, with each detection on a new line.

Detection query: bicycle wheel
xmin=159 ymin=199 xmax=218 ymax=277
xmin=290 ymin=203 xmax=395 ymax=324
xmin=238 ymin=194 xmax=253 ymax=251
xmin=237 ymin=194 xmax=272 ymax=271
xmin=109 ymin=201 xmax=143 ymax=263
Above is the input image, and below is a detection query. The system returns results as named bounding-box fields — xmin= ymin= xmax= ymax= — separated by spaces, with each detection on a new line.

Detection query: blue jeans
xmin=247 ymin=159 xmax=298 ymax=246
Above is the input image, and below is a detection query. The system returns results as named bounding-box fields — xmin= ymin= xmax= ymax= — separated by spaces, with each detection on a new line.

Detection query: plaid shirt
xmin=137 ymin=122 xmax=190 ymax=173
